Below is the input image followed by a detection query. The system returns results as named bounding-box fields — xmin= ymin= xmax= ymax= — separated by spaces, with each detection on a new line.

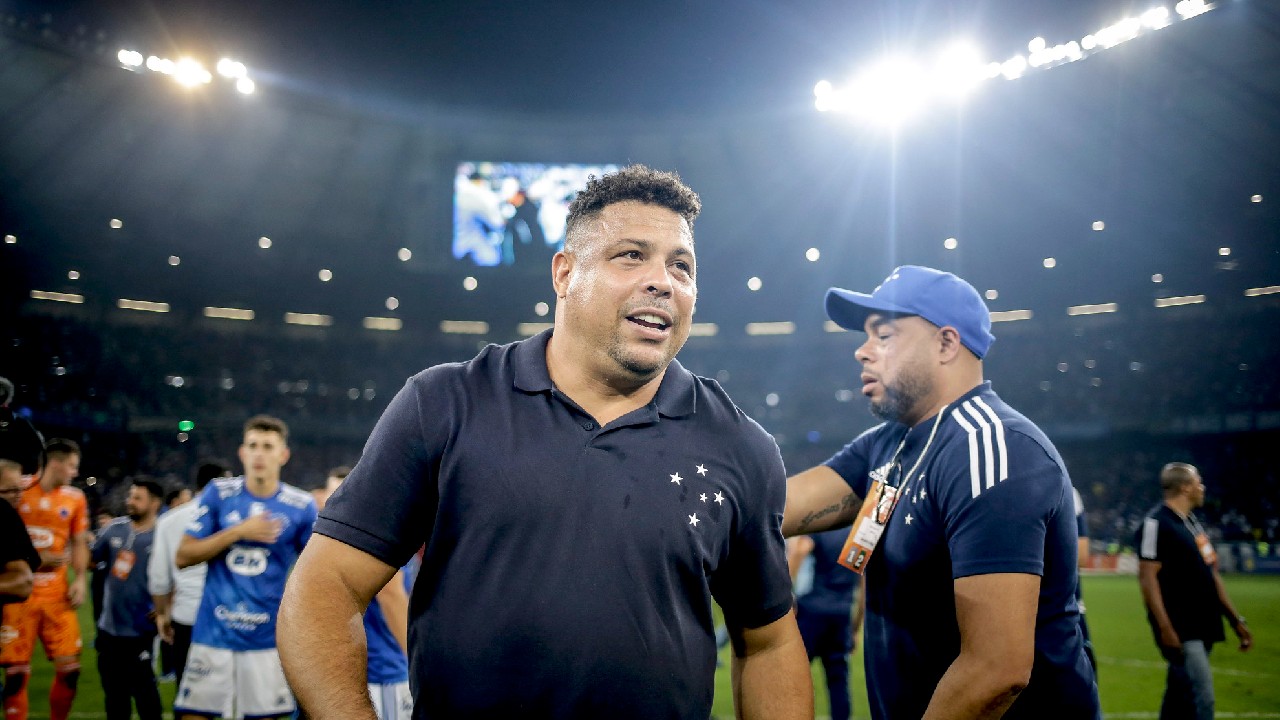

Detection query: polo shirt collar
xmin=512 ymin=328 xmax=697 ymax=419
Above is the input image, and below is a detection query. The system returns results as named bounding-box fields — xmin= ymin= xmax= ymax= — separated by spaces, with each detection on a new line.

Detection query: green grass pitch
xmin=12 ymin=574 xmax=1279 ymax=718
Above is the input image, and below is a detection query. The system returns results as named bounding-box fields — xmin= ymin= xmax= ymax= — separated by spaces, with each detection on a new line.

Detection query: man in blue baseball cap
xmin=783 ymin=266 xmax=1100 ymax=719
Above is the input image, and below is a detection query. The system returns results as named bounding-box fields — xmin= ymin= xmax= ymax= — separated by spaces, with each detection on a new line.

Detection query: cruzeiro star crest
xmin=668 ymin=462 xmax=726 ymax=530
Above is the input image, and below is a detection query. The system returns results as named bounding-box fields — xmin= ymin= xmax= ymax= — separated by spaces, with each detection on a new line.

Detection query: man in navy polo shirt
xmin=278 ymin=165 xmax=811 ymax=719
xmin=783 ymin=266 xmax=1100 ymax=719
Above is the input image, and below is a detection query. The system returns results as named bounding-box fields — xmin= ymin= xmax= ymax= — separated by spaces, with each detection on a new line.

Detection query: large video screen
xmin=453 ymin=161 xmax=619 ymax=267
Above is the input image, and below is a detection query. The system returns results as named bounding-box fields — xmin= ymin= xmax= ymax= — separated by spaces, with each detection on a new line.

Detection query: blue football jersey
xmin=364 ymin=567 xmax=412 ymax=685
xmin=185 ymin=477 xmax=317 ymax=651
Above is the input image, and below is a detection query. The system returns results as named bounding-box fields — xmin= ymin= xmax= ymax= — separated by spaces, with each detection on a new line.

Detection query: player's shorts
xmin=369 ymin=681 xmax=413 ymax=720
xmin=0 ymin=598 xmax=83 ymax=668
xmin=175 ymin=643 xmax=295 ymax=718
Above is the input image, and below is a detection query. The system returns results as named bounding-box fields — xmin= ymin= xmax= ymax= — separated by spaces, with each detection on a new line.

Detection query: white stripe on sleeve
xmin=1140 ymin=517 xmax=1159 ymax=559
xmin=952 ymin=409 xmax=982 ymax=498
xmin=962 ymin=402 xmax=996 ymax=491
xmin=971 ymin=396 xmax=1008 ymax=483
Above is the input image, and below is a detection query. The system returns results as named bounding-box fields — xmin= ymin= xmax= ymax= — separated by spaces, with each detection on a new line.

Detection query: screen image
xmin=453 ymin=161 xmax=620 ymax=267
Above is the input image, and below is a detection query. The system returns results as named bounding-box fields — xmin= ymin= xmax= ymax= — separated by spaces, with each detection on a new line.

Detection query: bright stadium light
xmin=1176 ymin=0 xmax=1211 ymax=19
xmin=236 ymin=77 xmax=256 ymax=95
xmin=117 ymin=49 xmax=144 ymax=67
xmin=1142 ymin=6 xmax=1172 ymax=29
xmin=217 ymin=58 xmax=248 ymax=79
xmin=933 ymin=42 xmax=988 ymax=97
xmin=173 ymin=58 xmax=212 ymax=87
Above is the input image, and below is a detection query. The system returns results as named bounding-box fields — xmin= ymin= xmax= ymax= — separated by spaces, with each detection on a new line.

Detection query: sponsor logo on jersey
xmin=28 ymin=526 xmax=55 ymax=549
xmin=187 ymin=656 xmax=213 ymax=680
xmin=214 ymin=602 xmax=272 ymax=631
xmin=1 ymin=625 xmax=18 ymax=644
xmin=226 ymin=546 xmax=269 ymax=576
xmin=869 ymin=461 xmax=894 ymax=486
xmin=110 ymin=536 xmax=123 ymax=549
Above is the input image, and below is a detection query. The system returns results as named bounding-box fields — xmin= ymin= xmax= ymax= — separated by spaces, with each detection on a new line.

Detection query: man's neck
xmin=1164 ymin=497 xmax=1192 ymax=518
xmin=546 ymin=336 xmax=665 ymax=426
xmin=131 ymin=515 xmax=156 ymax=532
xmin=38 ymin=476 xmax=60 ymax=493
xmin=906 ymin=379 xmax=984 ymax=428
xmin=245 ymin=476 xmax=280 ymax=498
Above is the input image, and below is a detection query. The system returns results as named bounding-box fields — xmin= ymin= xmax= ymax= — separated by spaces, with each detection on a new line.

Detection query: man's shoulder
xmin=209 ymin=476 xmax=246 ymax=499
xmin=102 ymin=516 xmax=130 ymax=536
xmin=685 ymin=373 xmax=778 ymax=449
xmin=53 ymin=485 xmax=87 ymax=503
xmin=941 ymin=389 xmax=1062 ymax=467
xmin=157 ymin=502 xmax=197 ymax=528
xmin=276 ymin=483 xmax=315 ymax=511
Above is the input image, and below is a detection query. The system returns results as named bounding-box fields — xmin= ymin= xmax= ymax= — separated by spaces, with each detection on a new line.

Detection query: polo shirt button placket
xmin=582 ymin=421 xmax=595 ymax=431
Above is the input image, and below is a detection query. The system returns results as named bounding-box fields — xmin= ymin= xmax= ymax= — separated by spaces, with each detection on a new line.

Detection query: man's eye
xmin=620 ymin=250 xmax=642 ymax=260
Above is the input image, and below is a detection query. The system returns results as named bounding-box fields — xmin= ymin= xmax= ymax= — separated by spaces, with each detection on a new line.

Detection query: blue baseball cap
xmin=825 ymin=265 xmax=996 ymax=359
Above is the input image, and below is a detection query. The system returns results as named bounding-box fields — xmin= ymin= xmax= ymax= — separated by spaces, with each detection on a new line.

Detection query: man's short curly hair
xmin=564 ymin=165 xmax=701 ymax=250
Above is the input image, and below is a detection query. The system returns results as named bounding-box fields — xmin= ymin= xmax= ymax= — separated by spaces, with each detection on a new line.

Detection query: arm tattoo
xmin=797 ymin=492 xmax=860 ymax=533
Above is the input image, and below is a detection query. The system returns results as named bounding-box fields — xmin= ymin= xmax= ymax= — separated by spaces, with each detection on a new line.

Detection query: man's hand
xmin=1234 ymin=620 xmax=1253 ymax=652
xmin=156 ymin=612 xmax=175 ymax=643
xmin=67 ymin=576 xmax=86 ymax=608
xmin=39 ymin=549 xmax=70 ymax=571
xmin=237 ymin=514 xmax=283 ymax=544
xmin=1157 ymin=625 xmax=1182 ymax=661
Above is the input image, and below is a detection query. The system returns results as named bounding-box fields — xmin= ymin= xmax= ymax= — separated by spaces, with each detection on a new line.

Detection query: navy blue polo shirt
xmin=825 ymin=382 xmax=1099 ymax=720
xmin=92 ymin=518 xmax=157 ymax=638
xmin=316 ymin=330 xmax=793 ymax=719
xmin=1135 ymin=505 xmax=1226 ymax=644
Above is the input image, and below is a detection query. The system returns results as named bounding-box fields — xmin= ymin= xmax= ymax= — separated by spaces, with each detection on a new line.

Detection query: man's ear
xmin=937 ymin=326 xmax=964 ymax=363
xmin=552 ymin=250 xmax=573 ymax=299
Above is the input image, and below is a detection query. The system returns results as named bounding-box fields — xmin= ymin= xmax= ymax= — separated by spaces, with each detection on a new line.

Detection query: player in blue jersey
xmin=312 ymin=467 xmax=412 ymax=720
xmin=783 ymin=266 xmax=1100 ymax=719
xmin=173 ymin=415 xmax=317 ymax=720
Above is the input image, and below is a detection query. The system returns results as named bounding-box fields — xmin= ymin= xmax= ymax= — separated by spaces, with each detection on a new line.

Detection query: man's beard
xmin=869 ymin=366 xmax=934 ymax=423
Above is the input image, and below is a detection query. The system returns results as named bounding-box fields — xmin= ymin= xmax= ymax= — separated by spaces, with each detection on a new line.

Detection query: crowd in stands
xmin=2 ymin=302 xmax=1277 ymax=548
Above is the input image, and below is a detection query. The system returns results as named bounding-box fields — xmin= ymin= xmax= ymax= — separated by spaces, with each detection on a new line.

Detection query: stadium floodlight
xmin=1154 ymin=294 xmax=1205 ymax=308
xmin=363 ymin=317 xmax=402 ymax=331
xmin=1244 ymin=286 xmax=1280 ymax=297
xmin=990 ymin=310 xmax=1033 ymax=322
xmin=117 ymin=49 xmax=144 ymax=67
xmin=284 ymin=312 xmax=333 ymax=326
xmin=118 ymin=299 xmax=170 ymax=313
xmin=1176 ymin=0 xmax=1211 ymax=19
xmin=745 ymin=322 xmax=796 ymax=336
xmin=1142 ymin=6 xmax=1172 ymax=29
xmin=236 ymin=77 xmax=256 ymax=95
xmin=1001 ymin=55 xmax=1028 ymax=80
xmin=30 ymin=290 xmax=84 ymax=304
xmin=145 ymin=55 xmax=164 ymax=72
xmin=932 ymin=42 xmax=988 ymax=98
xmin=688 ymin=323 xmax=719 ymax=337
xmin=440 ymin=320 xmax=489 ymax=335
xmin=173 ymin=58 xmax=212 ymax=87
xmin=216 ymin=58 xmax=248 ymax=79
xmin=1067 ymin=302 xmax=1118 ymax=316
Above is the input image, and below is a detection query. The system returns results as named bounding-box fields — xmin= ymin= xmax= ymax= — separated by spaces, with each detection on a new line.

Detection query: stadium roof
xmin=1 ymin=0 xmax=1277 ymax=333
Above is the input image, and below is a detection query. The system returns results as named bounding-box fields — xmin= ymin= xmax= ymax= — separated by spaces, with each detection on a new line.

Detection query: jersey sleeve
xmin=823 ymin=424 xmax=884 ymax=498
xmin=91 ymin=525 xmax=112 ymax=564
xmin=314 ymin=372 xmax=449 ymax=569
xmin=185 ymin=483 xmax=222 ymax=540
xmin=147 ymin=519 xmax=173 ymax=596
xmin=936 ymin=431 xmax=1066 ymax=579
xmin=708 ymin=423 xmax=795 ymax=630
xmin=294 ymin=500 xmax=318 ymax=552
xmin=71 ymin=492 xmax=90 ymax=537
xmin=1136 ymin=513 xmax=1168 ymax=561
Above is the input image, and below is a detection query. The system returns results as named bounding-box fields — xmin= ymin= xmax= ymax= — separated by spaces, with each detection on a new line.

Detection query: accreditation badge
xmin=1193 ymin=532 xmax=1217 ymax=566
xmin=837 ymin=479 xmax=901 ymax=574
xmin=112 ymin=549 xmax=136 ymax=580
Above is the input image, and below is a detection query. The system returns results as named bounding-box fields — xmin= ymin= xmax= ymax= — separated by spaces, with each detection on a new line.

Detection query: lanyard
xmin=875 ymin=405 xmax=949 ymax=524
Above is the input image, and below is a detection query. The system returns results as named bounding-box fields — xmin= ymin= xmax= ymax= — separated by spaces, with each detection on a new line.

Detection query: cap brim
xmin=824 ymin=287 xmax=915 ymax=331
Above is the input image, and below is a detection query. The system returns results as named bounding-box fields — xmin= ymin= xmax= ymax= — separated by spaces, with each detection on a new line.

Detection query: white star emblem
xmin=713 ymin=491 xmax=725 ymax=505
xmin=696 ymin=464 xmax=708 ymax=476
xmin=905 ymin=514 xmax=914 ymax=525
xmin=699 ymin=493 xmax=707 ymax=502
xmin=920 ymin=489 xmax=927 ymax=499
xmin=670 ymin=473 xmax=682 ymax=485
xmin=688 ymin=513 xmax=700 ymax=527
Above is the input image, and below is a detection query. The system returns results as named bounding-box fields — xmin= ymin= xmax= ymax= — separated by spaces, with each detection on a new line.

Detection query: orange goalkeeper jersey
xmin=16 ymin=481 xmax=89 ymax=601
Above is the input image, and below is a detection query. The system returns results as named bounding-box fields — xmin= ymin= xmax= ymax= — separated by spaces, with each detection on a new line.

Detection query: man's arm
xmin=921 ymin=573 xmax=1038 ymax=720
xmin=785 ymin=536 xmax=814 ymax=581
xmin=728 ymin=608 xmax=813 ymax=720
xmin=0 ymin=559 xmax=34 ymax=602
xmin=375 ymin=570 xmax=410 ymax=654
xmin=176 ymin=514 xmax=280 ymax=568
xmin=783 ymin=465 xmax=862 ymax=537
xmin=279 ymin=534 xmax=397 ymax=720
xmin=152 ymin=592 xmax=175 ymax=643
xmin=66 ymin=530 xmax=90 ymax=607
xmin=1138 ymin=560 xmax=1181 ymax=652
xmin=1211 ymin=567 xmax=1253 ymax=651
